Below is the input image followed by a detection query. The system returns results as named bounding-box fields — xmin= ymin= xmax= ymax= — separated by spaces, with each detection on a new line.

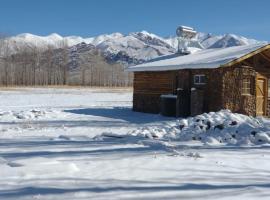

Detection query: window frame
xmin=241 ymin=77 xmax=252 ymax=96
xmin=193 ymin=74 xmax=206 ymax=85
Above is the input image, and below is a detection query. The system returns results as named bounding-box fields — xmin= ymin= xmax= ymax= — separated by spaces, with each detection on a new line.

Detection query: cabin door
xmin=256 ymin=74 xmax=267 ymax=116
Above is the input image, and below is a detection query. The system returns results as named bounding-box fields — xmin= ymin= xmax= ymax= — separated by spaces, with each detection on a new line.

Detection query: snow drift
xmin=129 ymin=110 xmax=270 ymax=146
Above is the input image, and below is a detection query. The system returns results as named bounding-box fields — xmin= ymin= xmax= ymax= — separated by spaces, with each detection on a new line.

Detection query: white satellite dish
xmin=176 ymin=25 xmax=197 ymax=54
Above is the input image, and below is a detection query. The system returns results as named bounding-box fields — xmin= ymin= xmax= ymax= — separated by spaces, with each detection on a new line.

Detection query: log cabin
xmin=127 ymin=43 xmax=270 ymax=117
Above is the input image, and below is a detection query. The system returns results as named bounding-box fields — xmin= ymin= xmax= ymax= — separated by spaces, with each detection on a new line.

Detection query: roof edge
xmin=221 ymin=43 xmax=270 ymax=67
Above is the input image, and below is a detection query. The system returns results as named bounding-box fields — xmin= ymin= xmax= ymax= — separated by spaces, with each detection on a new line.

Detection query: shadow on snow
xmin=64 ymin=107 xmax=174 ymax=124
xmin=1 ymin=183 xmax=270 ymax=198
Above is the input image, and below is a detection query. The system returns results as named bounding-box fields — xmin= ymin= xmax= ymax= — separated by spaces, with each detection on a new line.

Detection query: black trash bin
xmin=160 ymin=94 xmax=177 ymax=117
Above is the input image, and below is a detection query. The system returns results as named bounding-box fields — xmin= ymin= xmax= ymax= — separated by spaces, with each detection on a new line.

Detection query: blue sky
xmin=0 ymin=0 xmax=269 ymax=40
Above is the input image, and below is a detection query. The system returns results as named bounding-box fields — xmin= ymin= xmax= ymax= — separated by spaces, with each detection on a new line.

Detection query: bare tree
xmin=0 ymin=34 xmax=11 ymax=86
xmin=0 ymin=34 xmax=133 ymax=87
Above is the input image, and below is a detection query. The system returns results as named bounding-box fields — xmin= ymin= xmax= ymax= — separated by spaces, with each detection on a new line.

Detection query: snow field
xmin=0 ymin=88 xmax=270 ymax=200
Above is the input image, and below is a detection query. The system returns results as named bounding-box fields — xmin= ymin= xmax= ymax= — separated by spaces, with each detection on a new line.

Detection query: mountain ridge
xmin=2 ymin=31 xmax=265 ymax=65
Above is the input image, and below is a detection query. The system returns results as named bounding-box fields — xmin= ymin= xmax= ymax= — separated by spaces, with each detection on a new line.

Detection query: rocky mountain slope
xmin=2 ymin=31 xmax=263 ymax=66
xmin=0 ymin=30 xmax=265 ymax=86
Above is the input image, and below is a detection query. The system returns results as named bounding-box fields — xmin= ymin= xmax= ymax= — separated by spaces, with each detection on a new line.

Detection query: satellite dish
xmin=176 ymin=25 xmax=197 ymax=54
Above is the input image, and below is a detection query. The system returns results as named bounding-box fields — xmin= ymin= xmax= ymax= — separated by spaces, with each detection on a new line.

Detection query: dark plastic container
xmin=160 ymin=94 xmax=177 ymax=117
xmin=176 ymin=88 xmax=190 ymax=117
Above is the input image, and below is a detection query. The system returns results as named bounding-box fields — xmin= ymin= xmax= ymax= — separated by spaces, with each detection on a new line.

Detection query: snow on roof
xmin=127 ymin=43 xmax=269 ymax=72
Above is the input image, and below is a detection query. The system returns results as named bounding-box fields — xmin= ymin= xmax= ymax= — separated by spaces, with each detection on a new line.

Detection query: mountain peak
xmin=109 ymin=32 xmax=124 ymax=37
xmin=4 ymin=30 xmax=263 ymax=66
xmin=16 ymin=33 xmax=36 ymax=39
xmin=47 ymin=33 xmax=63 ymax=39
xmin=209 ymin=34 xmax=250 ymax=48
xmin=133 ymin=30 xmax=163 ymax=40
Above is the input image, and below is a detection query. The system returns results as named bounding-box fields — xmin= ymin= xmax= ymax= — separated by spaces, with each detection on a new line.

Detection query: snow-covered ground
xmin=1 ymin=88 xmax=270 ymax=200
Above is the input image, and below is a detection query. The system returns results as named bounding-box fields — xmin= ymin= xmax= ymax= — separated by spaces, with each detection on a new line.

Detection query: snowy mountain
xmin=198 ymin=33 xmax=223 ymax=48
xmin=2 ymin=31 xmax=263 ymax=65
xmin=208 ymin=34 xmax=260 ymax=49
xmin=97 ymin=32 xmax=176 ymax=63
xmin=8 ymin=33 xmax=92 ymax=49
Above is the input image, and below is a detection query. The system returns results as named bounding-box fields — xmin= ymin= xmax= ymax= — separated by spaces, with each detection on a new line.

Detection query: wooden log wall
xmin=132 ymin=48 xmax=270 ymax=117
xmin=218 ymin=66 xmax=256 ymax=116
xmin=133 ymin=71 xmax=176 ymax=113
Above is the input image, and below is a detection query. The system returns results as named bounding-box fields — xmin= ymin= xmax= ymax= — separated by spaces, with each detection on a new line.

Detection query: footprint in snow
xmin=0 ymin=157 xmax=7 ymax=164
xmin=7 ymin=162 xmax=24 ymax=167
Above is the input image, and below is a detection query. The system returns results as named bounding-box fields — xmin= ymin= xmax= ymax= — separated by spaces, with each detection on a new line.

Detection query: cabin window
xmin=194 ymin=75 xmax=206 ymax=85
xmin=268 ymin=79 xmax=270 ymax=94
xmin=242 ymin=78 xmax=251 ymax=95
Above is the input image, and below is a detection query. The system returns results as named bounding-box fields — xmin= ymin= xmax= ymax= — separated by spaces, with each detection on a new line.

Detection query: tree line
xmin=0 ymin=36 xmax=133 ymax=87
